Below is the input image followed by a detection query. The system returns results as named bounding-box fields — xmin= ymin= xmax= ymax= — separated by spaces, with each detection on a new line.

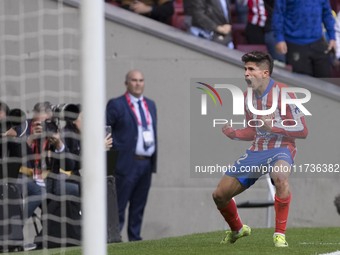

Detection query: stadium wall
xmin=1 ymin=0 xmax=339 ymax=242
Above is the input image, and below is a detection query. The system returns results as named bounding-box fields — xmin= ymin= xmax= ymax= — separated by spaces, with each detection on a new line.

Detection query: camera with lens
xmin=42 ymin=119 xmax=59 ymax=135
xmin=39 ymin=104 xmax=79 ymax=136
xmin=51 ymin=103 xmax=80 ymax=123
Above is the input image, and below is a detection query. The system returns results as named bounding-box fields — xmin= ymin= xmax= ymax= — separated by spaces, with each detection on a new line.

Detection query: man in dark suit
xmin=189 ymin=0 xmax=234 ymax=48
xmin=106 ymin=70 xmax=157 ymax=241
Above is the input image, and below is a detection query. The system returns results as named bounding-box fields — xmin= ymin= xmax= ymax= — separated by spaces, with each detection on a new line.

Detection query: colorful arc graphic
xmin=196 ymin=87 xmax=217 ymax=105
xmin=196 ymin=82 xmax=223 ymax=106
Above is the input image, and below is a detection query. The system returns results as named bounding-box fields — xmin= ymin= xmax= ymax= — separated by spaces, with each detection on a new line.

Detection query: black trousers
xmin=245 ymin=23 xmax=265 ymax=44
xmin=286 ymin=39 xmax=331 ymax=78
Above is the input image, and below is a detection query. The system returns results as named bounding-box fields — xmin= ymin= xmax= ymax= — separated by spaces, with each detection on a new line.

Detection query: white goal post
xmin=81 ymin=0 xmax=107 ymax=255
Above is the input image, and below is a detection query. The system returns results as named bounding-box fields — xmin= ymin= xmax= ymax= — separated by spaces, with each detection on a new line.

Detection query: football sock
xmin=274 ymin=193 xmax=292 ymax=234
xmin=219 ymin=199 xmax=243 ymax=231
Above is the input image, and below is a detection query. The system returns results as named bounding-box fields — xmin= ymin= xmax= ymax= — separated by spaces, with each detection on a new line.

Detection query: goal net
xmin=0 ymin=0 xmax=106 ymax=254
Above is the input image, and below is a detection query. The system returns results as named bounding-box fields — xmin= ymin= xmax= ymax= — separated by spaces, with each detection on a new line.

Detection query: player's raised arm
xmin=222 ymin=108 xmax=256 ymax=141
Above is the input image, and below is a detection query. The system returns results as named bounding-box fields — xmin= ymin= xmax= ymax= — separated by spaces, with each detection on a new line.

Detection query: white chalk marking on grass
xmin=300 ymin=242 xmax=340 ymax=246
xmin=318 ymin=251 xmax=340 ymax=255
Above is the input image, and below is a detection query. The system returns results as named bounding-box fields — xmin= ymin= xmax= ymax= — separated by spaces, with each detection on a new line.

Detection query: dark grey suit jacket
xmin=191 ymin=0 xmax=232 ymax=32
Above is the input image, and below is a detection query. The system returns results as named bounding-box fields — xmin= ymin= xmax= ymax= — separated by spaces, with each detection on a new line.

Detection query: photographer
xmin=0 ymin=101 xmax=27 ymax=139
xmin=32 ymin=103 xmax=82 ymax=249
xmin=0 ymin=101 xmax=11 ymax=136
xmin=33 ymin=104 xmax=112 ymax=248
xmin=62 ymin=104 xmax=112 ymax=176
xmin=19 ymin=101 xmax=67 ymax=218
xmin=61 ymin=104 xmax=81 ymax=177
xmin=52 ymin=104 xmax=83 ymax=196
xmin=0 ymin=101 xmax=16 ymax=163
xmin=0 ymin=101 xmax=33 ymax=251
xmin=0 ymin=101 xmax=27 ymax=178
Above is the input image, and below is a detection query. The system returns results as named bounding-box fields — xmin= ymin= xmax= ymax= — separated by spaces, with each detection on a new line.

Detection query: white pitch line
xmin=319 ymin=251 xmax=340 ymax=255
xmin=300 ymin=242 xmax=340 ymax=246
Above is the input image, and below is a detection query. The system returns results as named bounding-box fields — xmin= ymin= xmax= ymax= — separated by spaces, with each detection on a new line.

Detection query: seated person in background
xmin=0 ymin=101 xmax=10 ymax=135
xmin=0 ymin=101 xmax=26 ymax=179
xmin=232 ymin=0 xmax=248 ymax=24
xmin=0 ymin=101 xmax=25 ymax=138
xmin=114 ymin=0 xmax=174 ymax=24
xmin=61 ymin=105 xmax=82 ymax=178
xmin=62 ymin=104 xmax=112 ymax=177
xmin=20 ymin=102 xmax=78 ymax=219
xmin=0 ymin=102 xmax=36 ymax=251
xmin=61 ymin=105 xmax=116 ymax=245
xmin=105 ymin=0 xmax=121 ymax=6
xmin=190 ymin=0 xmax=234 ymax=48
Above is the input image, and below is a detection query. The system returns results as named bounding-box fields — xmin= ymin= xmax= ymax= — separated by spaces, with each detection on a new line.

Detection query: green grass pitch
xmin=16 ymin=227 xmax=340 ymax=255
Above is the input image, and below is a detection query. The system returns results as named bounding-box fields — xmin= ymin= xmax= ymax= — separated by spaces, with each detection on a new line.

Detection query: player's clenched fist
xmin=260 ymin=114 xmax=275 ymax=132
xmin=222 ymin=124 xmax=236 ymax=139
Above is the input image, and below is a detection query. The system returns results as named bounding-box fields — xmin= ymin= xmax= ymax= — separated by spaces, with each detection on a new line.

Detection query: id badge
xmin=33 ymin=168 xmax=43 ymax=181
xmin=142 ymin=130 xmax=154 ymax=147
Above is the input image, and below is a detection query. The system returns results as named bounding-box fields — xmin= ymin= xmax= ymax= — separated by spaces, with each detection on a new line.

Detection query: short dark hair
xmin=241 ymin=51 xmax=273 ymax=75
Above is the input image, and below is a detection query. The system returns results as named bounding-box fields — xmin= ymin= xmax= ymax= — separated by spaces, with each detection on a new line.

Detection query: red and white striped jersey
xmin=247 ymin=0 xmax=267 ymax=27
xmin=233 ymin=79 xmax=308 ymax=158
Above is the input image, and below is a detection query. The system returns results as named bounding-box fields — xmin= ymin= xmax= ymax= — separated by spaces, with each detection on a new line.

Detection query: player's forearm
xmin=272 ymin=116 xmax=308 ymax=138
xmin=271 ymin=125 xmax=308 ymax=139
xmin=223 ymin=127 xmax=256 ymax=141
xmin=235 ymin=128 xmax=257 ymax=140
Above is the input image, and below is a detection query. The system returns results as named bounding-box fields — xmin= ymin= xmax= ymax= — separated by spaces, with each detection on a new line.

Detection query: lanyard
xmin=125 ymin=92 xmax=151 ymax=126
xmin=31 ymin=124 xmax=48 ymax=169
xmin=33 ymin=140 xmax=48 ymax=168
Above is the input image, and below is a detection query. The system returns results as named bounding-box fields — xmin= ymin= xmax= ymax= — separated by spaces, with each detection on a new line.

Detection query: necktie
xmin=137 ymin=100 xmax=148 ymax=129
xmin=137 ymin=100 xmax=149 ymax=150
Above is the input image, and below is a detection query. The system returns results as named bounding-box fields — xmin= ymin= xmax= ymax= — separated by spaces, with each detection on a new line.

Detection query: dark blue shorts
xmin=225 ymin=147 xmax=293 ymax=188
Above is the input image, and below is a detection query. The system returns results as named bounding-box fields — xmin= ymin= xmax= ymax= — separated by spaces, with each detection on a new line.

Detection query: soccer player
xmin=212 ymin=51 xmax=308 ymax=247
